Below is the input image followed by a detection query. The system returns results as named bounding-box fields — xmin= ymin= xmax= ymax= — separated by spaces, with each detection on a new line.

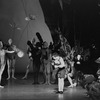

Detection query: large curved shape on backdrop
xmin=0 ymin=0 xmax=53 ymax=73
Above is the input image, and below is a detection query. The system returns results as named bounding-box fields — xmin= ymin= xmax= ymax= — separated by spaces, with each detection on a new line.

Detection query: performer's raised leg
xmin=67 ymin=73 xmax=74 ymax=87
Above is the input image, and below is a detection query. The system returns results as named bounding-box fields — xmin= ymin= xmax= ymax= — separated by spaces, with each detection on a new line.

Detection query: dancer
xmin=65 ymin=48 xmax=77 ymax=88
xmin=0 ymin=40 xmax=15 ymax=88
xmin=22 ymin=39 xmax=35 ymax=79
xmin=67 ymin=60 xmax=76 ymax=87
xmin=6 ymin=38 xmax=17 ymax=80
xmin=40 ymin=41 xmax=51 ymax=85
xmin=52 ymin=53 xmax=66 ymax=94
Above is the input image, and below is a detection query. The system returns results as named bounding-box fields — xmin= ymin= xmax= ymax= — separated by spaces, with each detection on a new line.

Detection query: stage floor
xmin=0 ymin=74 xmax=90 ymax=100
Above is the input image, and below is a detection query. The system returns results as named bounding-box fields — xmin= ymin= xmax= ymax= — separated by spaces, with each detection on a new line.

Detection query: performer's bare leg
xmin=22 ymin=60 xmax=32 ymax=79
xmin=22 ymin=65 xmax=29 ymax=79
xmin=44 ymin=67 xmax=49 ymax=85
xmin=7 ymin=59 xmax=11 ymax=80
xmin=67 ymin=74 xmax=74 ymax=87
xmin=47 ymin=63 xmax=51 ymax=85
xmin=41 ymin=63 xmax=46 ymax=84
xmin=45 ymin=74 xmax=48 ymax=85
xmin=58 ymin=78 xmax=64 ymax=92
xmin=12 ymin=59 xmax=16 ymax=79
xmin=0 ymin=64 xmax=5 ymax=88
xmin=44 ymin=72 xmax=51 ymax=85
xmin=47 ymin=73 xmax=51 ymax=85
xmin=43 ymin=72 xmax=47 ymax=84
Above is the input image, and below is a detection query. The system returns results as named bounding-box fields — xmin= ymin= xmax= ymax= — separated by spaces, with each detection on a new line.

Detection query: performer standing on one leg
xmin=52 ymin=53 xmax=66 ymax=94
xmin=0 ymin=40 xmax=15 ymax=88
xmin=6 ymin=38 xmax=17 ymax=80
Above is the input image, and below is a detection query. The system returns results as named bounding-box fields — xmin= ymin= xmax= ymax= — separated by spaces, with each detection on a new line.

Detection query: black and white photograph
xmin=0 ymin=0 xmax=100 ymax=100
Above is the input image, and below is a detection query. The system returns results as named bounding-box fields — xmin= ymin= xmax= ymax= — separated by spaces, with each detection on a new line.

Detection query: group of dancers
xmin=0 ymin=38 xmax=20 ymax=88
xmin=20 ymin=32 xmax=80 ymax=94
xmin=22 ymin=38 xmax=53 ymax=85
xmin=0 ymin=32 xmax=89 ymax=94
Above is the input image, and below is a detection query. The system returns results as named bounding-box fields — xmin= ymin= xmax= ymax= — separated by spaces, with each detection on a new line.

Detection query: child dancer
xmin=52 ymin=53 xmax=66 ymax=94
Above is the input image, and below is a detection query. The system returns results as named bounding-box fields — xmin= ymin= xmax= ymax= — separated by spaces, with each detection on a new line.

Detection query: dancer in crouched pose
xmin=66 ymin=60 xmax=77 ymax=87
xmin=64 ymin=48 xmax=77 ymax=88
xmin=0 ymin=40 xmax=15 ymax=88
xmin=52 ymin=53 xmax=67 ymax=94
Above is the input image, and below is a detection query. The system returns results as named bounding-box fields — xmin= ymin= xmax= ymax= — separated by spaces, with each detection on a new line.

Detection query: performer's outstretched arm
xmin=5 ymin=50 xmax=15 ymax=53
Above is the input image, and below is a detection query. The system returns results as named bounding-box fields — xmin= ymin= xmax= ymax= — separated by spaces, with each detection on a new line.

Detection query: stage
xmin=0 ymin=74 xmax=90 ymax=100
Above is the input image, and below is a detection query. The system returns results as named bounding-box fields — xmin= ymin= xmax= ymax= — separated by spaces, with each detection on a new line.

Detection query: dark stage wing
xmin=39 ymin=0 xmax=73 ymax=44
xmin=39 ymin=0 xmax=62 ymax=30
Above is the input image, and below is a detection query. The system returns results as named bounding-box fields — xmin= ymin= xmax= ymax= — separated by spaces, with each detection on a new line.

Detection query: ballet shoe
xmin=12 ymin=76 xmax=17 ymax=79
xmin=7 ymin=77 xmax=10 ymax=80
xmin=22 ymin=76 xmax=27 ymax=79
xmin=56 ymin=91 xmax=63 ymax=94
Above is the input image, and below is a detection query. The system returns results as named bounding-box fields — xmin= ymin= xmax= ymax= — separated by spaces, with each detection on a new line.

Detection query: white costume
xmin=0 ymin=49 xmax=14 ymax=88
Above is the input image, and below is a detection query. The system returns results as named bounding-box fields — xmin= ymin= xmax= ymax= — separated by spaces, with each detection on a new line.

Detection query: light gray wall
xmin=0 ymin=0 xmax=53 ymax=73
